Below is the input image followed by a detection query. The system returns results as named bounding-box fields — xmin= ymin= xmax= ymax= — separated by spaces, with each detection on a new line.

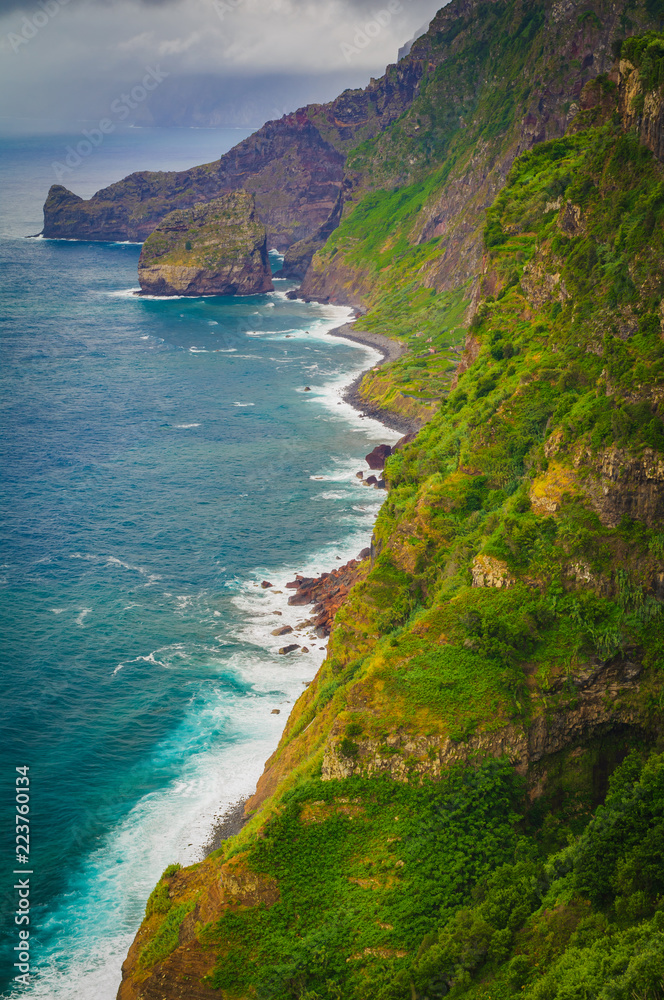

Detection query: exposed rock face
xmin=365 ymin=444 xmax=392 ymax=470
xmin=619 ymin=58 xmax=664 ymax=165
xmin=471 ymin=554 xmax=515 ymax=589
xmin=116 ymin=854 xmax=278 ymax=1000
xmin=321 ymin=652 xmax=645 ymax=781
xmin=42 ymin=61 xmax=423 ymax=247
xmin=137 ymin=192 xmax=272 ymax=297
xmin=285 ymin=558 xmax=368 ymax=636
xmin=584 ymin=445 xmax=664 ymax=529
xmin=299 ymin=0 xmax=658 ymax=306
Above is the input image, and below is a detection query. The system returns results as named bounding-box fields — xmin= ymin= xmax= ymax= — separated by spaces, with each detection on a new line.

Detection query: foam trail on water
xmin=24 ymin=668 xmax=308 ymax=1000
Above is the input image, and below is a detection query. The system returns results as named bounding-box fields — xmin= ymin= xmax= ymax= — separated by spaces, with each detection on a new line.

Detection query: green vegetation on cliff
xmin=117 ymin=14 xmax=664 ymax=1000
xmin=137 ymin=191 xmax=273 ymax=296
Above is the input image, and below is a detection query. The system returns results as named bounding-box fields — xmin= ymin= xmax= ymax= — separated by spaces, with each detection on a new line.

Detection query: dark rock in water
xmin=366 ymin=475 xmax=378 ymax=486
xmin=261 ymin=581 xmax=273 ymax=589
xmin=356 ymin=471 xmax=364 ymax=479
xmin=279 ymin=644 xmax=301 ymax=655
xmin=301 ymin=647 xmax=309 ymax=653
xmin=375 ymin=479 xmax=386 ymax=489
xmin=366 ymin=444 xmax=393 ymax=469
xmin=271 ymin=709 xmax=281 ymax=715
xmin=138 ymin=191 xmax=273 ymax=297
xmin=304 ymin=386 xmax=312 ymax=392
xmin=358 ymin=547 xmax=371 ymax=559
xmin=285 ymin=290 xmax=300 ymax=300
xmin=271 ymin=625 xmax=293 ymax=636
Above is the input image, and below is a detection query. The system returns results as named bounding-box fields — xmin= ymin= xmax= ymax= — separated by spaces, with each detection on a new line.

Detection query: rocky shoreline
xmin=326 ymin=323 xmax=421 ymax=435
xmin=203 ymin=799 xmax=248 ymax=856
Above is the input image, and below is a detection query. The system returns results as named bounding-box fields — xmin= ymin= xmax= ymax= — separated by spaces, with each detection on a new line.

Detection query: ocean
xmin=0 ymin=121 xmax=398 ymax=998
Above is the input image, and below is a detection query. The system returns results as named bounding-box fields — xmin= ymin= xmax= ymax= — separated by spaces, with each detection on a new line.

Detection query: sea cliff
xmin=45 ymin=0 xmax=664 ymax=996
xmin=137 ymin=192 xmax=272 ymax=297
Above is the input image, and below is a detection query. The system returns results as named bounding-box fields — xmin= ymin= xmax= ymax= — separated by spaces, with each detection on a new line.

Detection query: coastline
xmin=204 ymin=799 xmax=248 ymax=855
xmin=326 ymin=322 xmax=421 ymax=436
xmin=197 ymin=312 xmax=407 ymax=861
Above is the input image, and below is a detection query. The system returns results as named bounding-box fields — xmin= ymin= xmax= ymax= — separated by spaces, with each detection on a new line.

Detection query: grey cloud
xmin=0 ymin=0 xmax=444 ymax=124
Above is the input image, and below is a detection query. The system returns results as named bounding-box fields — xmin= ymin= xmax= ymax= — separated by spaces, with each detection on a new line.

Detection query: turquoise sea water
xmin=0 ymin=123 xmax=398 ymax=997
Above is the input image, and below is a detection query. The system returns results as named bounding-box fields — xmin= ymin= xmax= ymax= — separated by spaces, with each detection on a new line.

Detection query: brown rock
xmin=271 ymin=625 xmax=293 ymax=636
xmin=366 ymin=444 xmax=392 ymax=469
xmin=392 ymin=431 xmax=417 ymax=452
xmin=261 ymin=580 xmax=273 ymax=589
xmin=279 ymin=644 xmax=301 ymax=655
xmin=138 ymin=192 xmax=273 ymax=297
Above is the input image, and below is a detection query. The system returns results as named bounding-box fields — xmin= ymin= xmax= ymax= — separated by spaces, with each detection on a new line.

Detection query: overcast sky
xmin=0 ymin=0 xmax=445 ymax=123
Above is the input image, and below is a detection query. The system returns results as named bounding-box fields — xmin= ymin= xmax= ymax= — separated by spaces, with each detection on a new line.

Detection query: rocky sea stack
xmin=137 ymin=191 xmax=273 ymax=297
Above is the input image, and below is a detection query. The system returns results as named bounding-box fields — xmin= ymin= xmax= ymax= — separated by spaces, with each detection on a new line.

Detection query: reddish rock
xmin=284 ymin=558 xmax=367 ymax=636
xmin=261 ymin=581 xmax=273 ymax=589
xmin=392 ymin=431 xmax=418 ymax=452
xmin=366 ymin=444 xmax=392 ymax=469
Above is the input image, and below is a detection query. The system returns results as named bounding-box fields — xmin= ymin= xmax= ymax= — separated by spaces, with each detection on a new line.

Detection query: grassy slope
xmin=123 ymin=29 xmax=664 ymax=1000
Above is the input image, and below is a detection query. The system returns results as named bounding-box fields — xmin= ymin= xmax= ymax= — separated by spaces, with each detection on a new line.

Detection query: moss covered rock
xmin=137 ymin=191 xmax=273 ymax=297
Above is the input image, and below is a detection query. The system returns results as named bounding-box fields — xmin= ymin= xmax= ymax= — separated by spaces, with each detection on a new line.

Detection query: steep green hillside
xmin=116 ymin=22 xmax=664 ymax=1000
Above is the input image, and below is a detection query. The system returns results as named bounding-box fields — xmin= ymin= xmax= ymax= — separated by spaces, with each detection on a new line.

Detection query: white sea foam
xmin=26 ymin=674 xmax=296 ymax=1000
xmin=233 ymin=402 xmax=254 ymax=407
xmin=173 ymin=423 xmax=201 ymax=429
xmin=314 ymin=491 xmax=351 ymax=501
xmin=106 ymin=287 xmax=142 ymax=299
xmin=31 ymin=290 xmax=402 ymax=1000
xmin=189 ymin=347 xmax=208 ymax=353
xmin=76 ymin=608 xmax=92 ymax=626
xmin=70 ymin=552 xmax=161 ymax=586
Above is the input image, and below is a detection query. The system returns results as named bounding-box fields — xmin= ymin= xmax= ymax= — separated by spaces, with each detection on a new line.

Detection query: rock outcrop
xmin=137 ymin=192 xmax=272 ymax=297
xmin=321 ymin=651 xmax=645 ymax=782
xmin=285 ymin=557 xmax=368 ymax=636
xmin=41 ymin=61 xmax=423 ymax=247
